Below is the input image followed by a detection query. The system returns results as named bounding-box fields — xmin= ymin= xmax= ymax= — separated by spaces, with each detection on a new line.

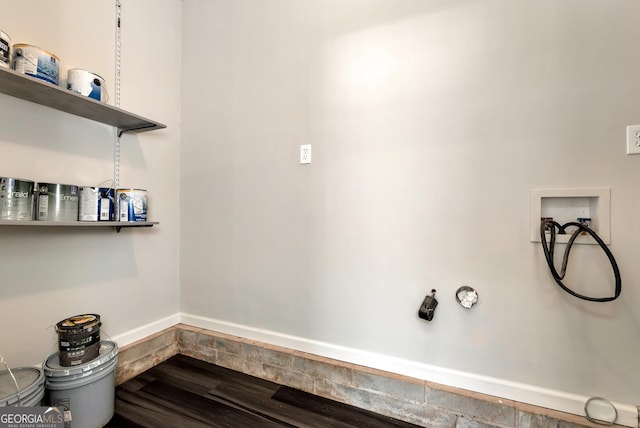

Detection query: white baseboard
xmin=179 ymin=312 xmax=637 ymax=427
xmin=108 ymin=312 xmax=636 ymax=427
xmin=110 ymin=313 xmax=181 ymax=347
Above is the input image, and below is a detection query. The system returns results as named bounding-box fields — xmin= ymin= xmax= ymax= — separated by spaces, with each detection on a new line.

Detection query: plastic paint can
xmin=67 ymin=68 xmax=107 ymax=102
xmin=116 ymin=189 xmax=147 ymax=222
xmin=78 ymin=187 xmax=114 ymax=221
xmin=12 ymin=44 xmax=60 ymax=85
xmin=55 ymin=314 xmax=101 ymax=367
xmin=37 ymin=183 xmax=79 ymax=221
xmin=44 ymin=341 xmax=118 ymax=428
xmin=0 ymin=366 xmax=45 ymax=407
xmin=0 ymin=30 xmax=11 ymax=68
xmin=0 ymin=177 xmax=34 ymax=220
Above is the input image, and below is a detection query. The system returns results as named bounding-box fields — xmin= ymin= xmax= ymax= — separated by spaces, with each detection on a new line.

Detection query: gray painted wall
xmin=1 ymin=0 xmax=638 ymax=419
xmin=180 ymin=0 xmax=640 ymax=407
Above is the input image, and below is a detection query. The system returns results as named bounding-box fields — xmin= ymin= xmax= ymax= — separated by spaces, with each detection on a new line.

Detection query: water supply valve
xmin=418 ymin=289 xmax=438 ymax=321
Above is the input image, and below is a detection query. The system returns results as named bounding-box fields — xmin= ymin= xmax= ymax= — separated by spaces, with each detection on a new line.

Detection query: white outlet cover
xmin=300 ymin=144 xmax=311 ymax=164
xmin=626 ymin=125 xmax=640 ymax=155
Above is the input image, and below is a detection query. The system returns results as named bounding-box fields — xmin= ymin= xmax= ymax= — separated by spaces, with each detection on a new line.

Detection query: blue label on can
xmin=88 ymin=78 xmax=102 ymax=101
xmin=36 ymin=54 xmax=58 ymax=84
xmin=98 ymin=188 xmax=114 ymax=221
xmin=117 ymin=190 xmax=147 ymax=222
xmin=13 ymin=45 xmax=59 ymax=85
xmin=78 ymin=187 xmax=114 ymax=221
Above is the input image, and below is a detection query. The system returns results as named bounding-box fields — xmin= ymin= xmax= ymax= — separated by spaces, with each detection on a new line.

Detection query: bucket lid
xmin=0 ymin=367 xmax=44 ymax=407
xmin=44 ymin=340 xmax=118 ymax=378
xmin=55 ymin=314 xmax=100 ymax=332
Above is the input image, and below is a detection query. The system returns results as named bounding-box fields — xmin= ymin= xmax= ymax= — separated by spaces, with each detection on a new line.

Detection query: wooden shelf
xmin=0 ymin=67 xmax=166 ymax=133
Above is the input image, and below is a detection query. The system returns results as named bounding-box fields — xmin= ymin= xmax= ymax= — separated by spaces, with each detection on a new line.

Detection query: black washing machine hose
xmin=539 ymin=220 xmax=621 ymax=302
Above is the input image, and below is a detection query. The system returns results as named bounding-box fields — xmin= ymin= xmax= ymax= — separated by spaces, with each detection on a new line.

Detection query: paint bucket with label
xmin=116 ymin=189 xmax=147 ymax=222
xmin=0 ymin=177 xmax=34 ymax=220
xmin=67 ymin=69 xmax=107 ymax=102
xmin=55 ymin=314 xmax=101 ymax=367
xmin=37 ymin=183 xmax=79 ymax=221
xmin=78 ymin=187 xmax=114 ymax=222
xmin=0 ymin=30 xmax=11 ymax=68
xmin=44 ymin=341 xmax=118 ymax=428
xmin=12 ymin=44 xmax=60 ymax=85
xmin=0 ymin=366 xmax=45 ymax=407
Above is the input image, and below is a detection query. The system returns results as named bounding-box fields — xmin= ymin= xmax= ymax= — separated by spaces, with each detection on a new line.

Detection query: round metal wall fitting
xmin=456 ymin=286 xmax=478 ymax=308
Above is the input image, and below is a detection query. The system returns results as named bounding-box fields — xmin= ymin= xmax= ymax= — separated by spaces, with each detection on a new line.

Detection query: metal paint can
xmin=67 ymin=68 xmax=107 ymax=102
xmin=12 ymin=44 xmax=60 ymax=85
xmin=55 ymin=314 xmax=101 ymax=367
xmin=0 ymin=30 xmax=10 ymax=68
xmin=78 ymin=187 xmax=114 ymax=221
xmin=116 ymin=189 xmax=147 ymax=222
xmin=37 ymin=183 xmax=79 ymax=221
xmin=0 ymin=177 xmax=34 ymax=220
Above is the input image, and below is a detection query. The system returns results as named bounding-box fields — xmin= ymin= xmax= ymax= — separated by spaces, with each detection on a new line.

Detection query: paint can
xmin=55 ymin=314 xmax=101 ymax=367
xmin=0 ymin=30 xmax=11 ymax=68
xmin=37 ymin=183 xmax=79 ymax=221
xmin=116 ymin=189 xmax=147 ymax=222
xmin=0 ymin=177 xmax=35 ymax=221
xmin=0 ymin=366 xmax=45 ymax=407
xmin=44 ymin=341 xmax=118 ymax=428
xmin=78 ymin=187 xmax=114 ymax=222
xmin=67 ymin=68 xmax=107 ymax=102
xmin=12 ymin=44 xmax=60 ymax=85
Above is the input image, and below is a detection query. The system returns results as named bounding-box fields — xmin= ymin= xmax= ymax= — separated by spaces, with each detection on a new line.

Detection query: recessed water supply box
xmin=530 ymin=188 xmax=611 ymax=245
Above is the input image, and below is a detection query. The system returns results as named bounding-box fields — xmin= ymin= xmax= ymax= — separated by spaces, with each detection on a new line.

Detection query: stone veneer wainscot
xmin=114 ymin=324 xmax=620 ymax=428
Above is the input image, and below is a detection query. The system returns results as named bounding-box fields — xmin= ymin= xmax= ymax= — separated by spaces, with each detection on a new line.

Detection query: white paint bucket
xmin=78 ymin=187 xmax=114 ymax=221
xmin=37 ymin=183 xmax=79 ymax=221
xmin=0 ymin=177 xmax=35 ymax=220
xmin=116 ymin=189 xmax=147 ymax=222
xmin=0 ymin=30 xmax=10 ymax=68
xmin=12 ymin=44 xmax=60 ymax=85
xmin=67 ymin=68 xmax=107 ymax=102
xmin=44 ymin=341 xmax=118 ymax=428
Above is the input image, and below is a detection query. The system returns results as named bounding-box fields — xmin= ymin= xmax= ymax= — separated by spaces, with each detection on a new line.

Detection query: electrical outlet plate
xmin=300 ymin=144 xmax=311 ymax=164
xmin=626 ymin=125 xmax=640 ymax=155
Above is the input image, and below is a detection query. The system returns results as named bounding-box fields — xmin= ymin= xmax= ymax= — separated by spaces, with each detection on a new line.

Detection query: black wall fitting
xmin=418 ymin=289 xmax=438 ymax=321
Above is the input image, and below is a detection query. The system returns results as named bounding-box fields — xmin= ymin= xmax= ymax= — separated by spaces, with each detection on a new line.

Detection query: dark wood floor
xmin=106 ymin=354 xmax=421 ymax=428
